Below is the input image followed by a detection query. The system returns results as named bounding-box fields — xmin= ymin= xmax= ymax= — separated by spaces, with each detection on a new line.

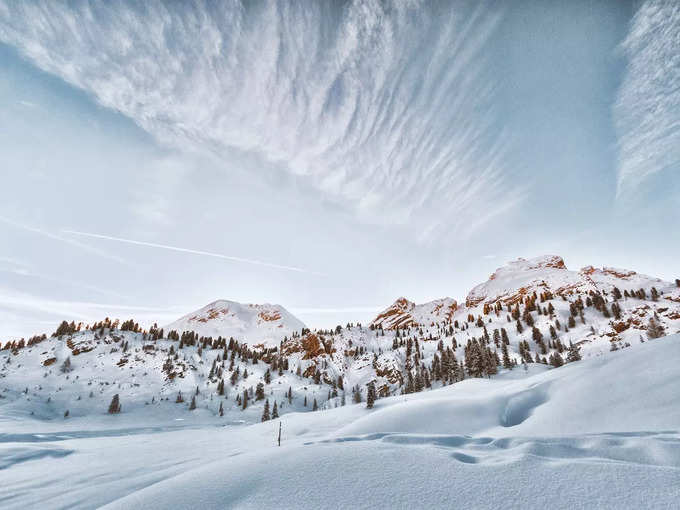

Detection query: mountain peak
xmin=165 ymin=299 xmax=305 ymax=347
xmin=371 ymin=297 xmax=457 ymax=329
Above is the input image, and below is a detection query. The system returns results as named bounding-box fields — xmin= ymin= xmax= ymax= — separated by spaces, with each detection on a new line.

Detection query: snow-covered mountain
xmin=371 ymin=297 xmax=458 ymax=329
xmin=165 ymin=300 xmax=305 ymax=348
xmin=1 ymin=254 xmax=678 ymax=426
xmin=466 ymin=254 xmax=672 ymax=308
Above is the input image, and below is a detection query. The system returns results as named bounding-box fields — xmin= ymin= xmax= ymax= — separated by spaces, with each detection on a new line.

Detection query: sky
xmin=1 ymin=0 xmax=679 ymax=340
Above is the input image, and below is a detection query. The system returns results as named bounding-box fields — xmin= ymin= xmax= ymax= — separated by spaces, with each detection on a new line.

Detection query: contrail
xmin=0 ymin=216 xmax=127 ymax=264
xmin=62 ymin=230 xmax=321 ymax=275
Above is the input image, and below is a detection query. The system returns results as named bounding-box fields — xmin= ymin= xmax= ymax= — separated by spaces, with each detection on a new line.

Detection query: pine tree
xmin=366 ymin=381 xmax=376 ymax=409
xmin=501 ymin=342 xmax=512 ymax=369
xmin=189 ymin=395 xmax=197 ymax=410
xmin=566 ymin=343 xmax=581 ymax=362
xmin=108 ymin=394 xmax=121 ymax=414
xmin=242 ymin=389 xmax=248 ymax=410
xmin=312 ymin=398 xmax=318 ymax=411
xmin=548 ymin=352 xmax=564 ymax=367
xmin=255 ymin=382 xmax=265 ymax=401
xmin=60 ymin=357 xmax=72 ymax=373
xmin=646 ymin=314 xmax=665 ymax=339
xmin=272 ymin=401 xmax=279 ymax=419
xmin=261 ymin=399 xmax=271 ymax=421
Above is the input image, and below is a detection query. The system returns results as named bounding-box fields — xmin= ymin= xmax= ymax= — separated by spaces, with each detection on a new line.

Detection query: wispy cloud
xmin=62 ymin=230 xmax=321 ymax=275
xmin=0 ymin=0 xmax=520 ymax=240
xmin=614 ymin=0 xmax=680 ymax=196
xmin=0 ymin=216 xmax=127 ymax=264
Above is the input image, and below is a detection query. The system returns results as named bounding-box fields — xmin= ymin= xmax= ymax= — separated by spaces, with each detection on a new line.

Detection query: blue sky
xmin=1 ymin=0 xmax=678 ymax=339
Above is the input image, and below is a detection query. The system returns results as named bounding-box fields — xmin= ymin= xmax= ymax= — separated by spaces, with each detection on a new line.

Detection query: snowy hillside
xmin=165 ymin=300 xmax=305 ymax=348
xmin=1 ymin=255 xmax=679 ymax=428
xmin=371 ymin=297 xmax=458 ymax=329
xmin=1 ymin=334 xmax=678 ymax=509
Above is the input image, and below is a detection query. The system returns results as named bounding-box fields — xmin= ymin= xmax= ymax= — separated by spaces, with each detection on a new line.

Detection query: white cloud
xmin=0 ymin=0 xmax=522 ymax=240
xmin=614 ymin=0 xmax=680 ymax=196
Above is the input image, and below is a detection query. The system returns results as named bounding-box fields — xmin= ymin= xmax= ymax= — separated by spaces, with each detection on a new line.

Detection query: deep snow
xmin=1 ymin=334 xmax=678 ymax=509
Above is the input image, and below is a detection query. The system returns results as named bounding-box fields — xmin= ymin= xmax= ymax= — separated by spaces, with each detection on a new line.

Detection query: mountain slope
xmin=164 ymin=300 xmax=305 ymax=347
xmin=1 ymin=255 xmax=678 ymax=427
xmin=371 ymin=297 xmax=458 ymax=329
xmin=3 ymin=334 xmax=675 ymax=510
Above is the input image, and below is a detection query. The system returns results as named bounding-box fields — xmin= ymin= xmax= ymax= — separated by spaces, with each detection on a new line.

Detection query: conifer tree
xmin=566 ymin=342 xmax=581 ymax=362
xmin=366 ymin=381 xmax=376 ymax=409
xmin=272 ymin=401 xmax=279 ymax=419
xmin=261 ymin=399 xmax=270 ymax=421
xmin=501 ymin=342 xmax=512 ymax=369
xmin=242 ymin=389 xmax=248 ymax=410
xmin=312 ymin=398 xmax=318 ymax=411
xmin=60 ymin=357 xmax=72 ymax=373
xmin=255 ymin=382 xmax=265 ymax=401
xmin=646 ymin=314 xmax=665 ymax=339
xmin=108 ymin=394 xmax=121 ymax=414
xmin=189 ymin=395 xmax=197 ymax=410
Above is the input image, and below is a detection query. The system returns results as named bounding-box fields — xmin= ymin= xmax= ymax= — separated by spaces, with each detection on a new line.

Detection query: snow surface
xmin=1 ymin=334 xmax=678 ymax=509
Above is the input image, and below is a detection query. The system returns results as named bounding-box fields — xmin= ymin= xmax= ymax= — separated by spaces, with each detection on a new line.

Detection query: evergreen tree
xmin=501 ymin=342 xmax=512 ymax=369
xmin=366 ymin=381 xmax=376 ymax=409
xmin=261 ymin=399 xmax=271 ymax=421
xmin=255 ymin=382 xmax=265 ymax=401
xmin=566 ymin=343 xmax=581 ymax=362
xmin=189 ymin=395 xmax=197 ymax=410
xmin=108 ymin=394 xmax=121 ymax=414
xmin=242 ymin=389 xmax=248 ymax=410
xmin=548 ymin=352 xmax=564 ymax=367
xmin=60 ymin=357 xmax=72 ymax=373
xmin=312 ymin=398 xmax=318 ymax=411
xmin=272 ymin=401 xmax=279 ymax=419
xmin=646 ymin=314 xmax=665 ymax=339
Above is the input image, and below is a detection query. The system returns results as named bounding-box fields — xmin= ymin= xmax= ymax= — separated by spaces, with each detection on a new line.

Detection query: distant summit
xmin=165 ymin=300 xmax=305 ymax=347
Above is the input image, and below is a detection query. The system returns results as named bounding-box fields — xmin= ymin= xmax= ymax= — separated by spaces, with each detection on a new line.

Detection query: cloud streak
xmin=0 ymin=0 xmax=521 ymax=240
xmin=62 ymin=230 xmax=321 ymax=275
xmin=0 ymin=216 xmax=127 ymax=264
xmin=614 ymin=0 xmax=680 ymax=196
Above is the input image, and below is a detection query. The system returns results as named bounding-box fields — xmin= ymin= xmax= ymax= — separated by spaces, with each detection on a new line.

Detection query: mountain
xmin=371 ymin=297 xmax=458 ymax=330
xmin=465 ymin=254 xmax=671 ymax=308
xmin=1 ymin=254 xmax=678 ymax=427
xmin=164 ymin=300 xmax=305 ymax=348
